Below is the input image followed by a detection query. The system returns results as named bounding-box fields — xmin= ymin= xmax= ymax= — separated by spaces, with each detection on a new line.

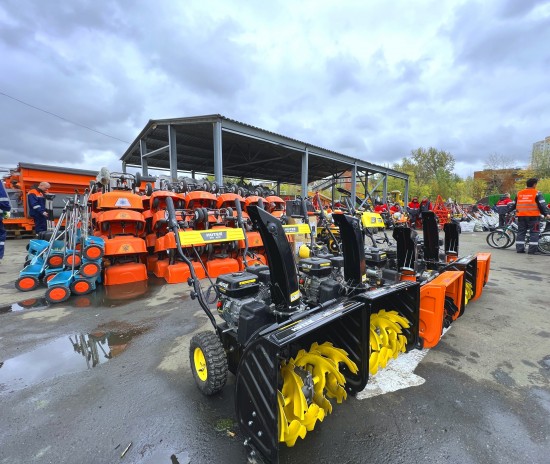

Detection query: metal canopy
xmin=120 ymin=114 xmax=408 ymax=187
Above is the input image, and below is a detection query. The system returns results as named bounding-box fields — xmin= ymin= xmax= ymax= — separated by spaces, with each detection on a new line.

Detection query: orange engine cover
xmin=104 ymin=236 xmax=147 ymax=256
xmin=104 ymin=262 xmax=148 ymax=286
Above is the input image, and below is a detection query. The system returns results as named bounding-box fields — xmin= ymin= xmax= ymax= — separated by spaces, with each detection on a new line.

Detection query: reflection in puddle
xmin=0 ymin=298 xmax=49 ymax=314
xmin=0 ymin=277 xmax=166 ymax=314
xmin=0 ymin=324 xmax=148 ymax=393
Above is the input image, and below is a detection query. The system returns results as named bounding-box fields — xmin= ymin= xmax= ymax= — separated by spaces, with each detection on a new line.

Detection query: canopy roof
xmin=120 ymin=114 xmax=408 ymax=185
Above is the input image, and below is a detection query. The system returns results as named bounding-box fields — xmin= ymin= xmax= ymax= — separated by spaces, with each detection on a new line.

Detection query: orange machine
xmin=418 ymin=271 xmax=464 ymax=348
xmin=265 ymin=195 xmax=286 ymax=219
xmin=91 ymin=190 xmax=148 ymax=286
xmin=433 ymin=195 xmax=450 ymax=229
xmin=472 ymin=252 xmax=491 ymax=301
xmin=2 ymin=163 xmax=97 ymax=236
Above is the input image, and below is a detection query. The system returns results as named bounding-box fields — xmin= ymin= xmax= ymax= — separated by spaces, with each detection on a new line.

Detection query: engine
xmin=216 ymin=271 xmax=263 ymax=329
xmin=215 ymin=268 xmax=279 ymax=345
xmin=364 ymin=247 xmax=388 ymax=287
xmin=298 ymin=257 xmax=341 ymax=305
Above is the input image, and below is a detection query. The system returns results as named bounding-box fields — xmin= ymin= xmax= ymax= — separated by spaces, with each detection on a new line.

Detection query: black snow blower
xmin=165 ymin=198 xmax=420 ymax=463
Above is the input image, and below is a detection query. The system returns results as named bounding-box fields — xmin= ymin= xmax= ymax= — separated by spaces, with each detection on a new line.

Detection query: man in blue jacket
xmin=27 ymin=181 xmax=51 ymax=234
xmin=0 ymin=180 xmax=12 ymax=262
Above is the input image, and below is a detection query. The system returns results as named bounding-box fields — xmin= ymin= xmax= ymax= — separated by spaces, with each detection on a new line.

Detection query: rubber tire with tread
xmin=538 ymin=232 xmax=550 ymax=254
xmin=15 ymin=275 xmax=40 ymax=292
xmin=189 ymin=331 xmax=228 ymax=396
xmin=45 ymin=285 xmax=71 ymax=304
xmin=70 ymin=279 xmax=93 ymax=295
xmin=83 ymin=245 xmax=104 ymax=261
xmin=486 ymin=230 xmax=512 ymax=249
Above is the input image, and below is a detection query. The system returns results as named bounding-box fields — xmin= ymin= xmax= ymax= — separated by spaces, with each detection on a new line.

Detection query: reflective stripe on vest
xmin=516 ymin=188 xmax=540 ymax=216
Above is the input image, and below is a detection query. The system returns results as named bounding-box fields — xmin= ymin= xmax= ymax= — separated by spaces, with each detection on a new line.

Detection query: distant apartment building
xmin=531 ymin=135 xmax=550 ymax=173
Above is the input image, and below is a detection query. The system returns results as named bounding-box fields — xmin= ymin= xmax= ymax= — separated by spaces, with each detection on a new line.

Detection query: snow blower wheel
xmin=189 ymin=331 xmax=228 ymax=396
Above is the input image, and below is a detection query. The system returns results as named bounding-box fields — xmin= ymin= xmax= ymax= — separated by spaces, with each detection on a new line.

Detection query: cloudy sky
xmin=1 ymin=0 xmax=549 ymax=179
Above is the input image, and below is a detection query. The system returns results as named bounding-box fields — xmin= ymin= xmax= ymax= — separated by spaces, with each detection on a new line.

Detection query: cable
xmin=0 ymin=90 xmax=131 ymax=144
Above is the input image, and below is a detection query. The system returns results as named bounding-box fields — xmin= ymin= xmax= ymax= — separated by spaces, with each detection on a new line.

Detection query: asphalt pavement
xmin=0 ymin=232 xmax=549 ymax=464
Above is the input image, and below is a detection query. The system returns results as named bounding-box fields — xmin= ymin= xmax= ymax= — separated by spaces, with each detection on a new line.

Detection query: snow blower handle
xmin=233 ymin=197 xmax=249 ymax=268
xmin=165 ymin=196 xmax=218 ymax=329
xmin=300 ymin=197 xmax=309 ymax=222
xmin=301 ymin=197 xmax=317 ymax=249
xmin=315 ymin=193 xmax=326 ymax=221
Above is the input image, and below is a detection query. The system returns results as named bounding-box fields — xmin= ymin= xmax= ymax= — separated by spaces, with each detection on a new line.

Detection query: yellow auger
xmin=464 ymin=281 xmax=474 ymax=305
xmin=277 ymin=342 xmax=357 ymax=447
xmin=369 ymin=310 xmax=411 ymax=375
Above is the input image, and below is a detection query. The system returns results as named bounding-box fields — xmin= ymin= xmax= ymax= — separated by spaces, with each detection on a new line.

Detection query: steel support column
xmin=213 ymin=121 xmax=223 ymax=185
xmin=168 ymin=125 xmax=178 ymax=181
xmin=140 ymin=140 xmax=148 ymax=176
xmin=122 ymin=161 xmax=127 ymax=174
xmin=301 ymin=148 xmax=309 ymax=197
xmin=350 ymin=163 xmax=357 ymax=206
xmin=382 ymin=174 xmax=388 ymax=204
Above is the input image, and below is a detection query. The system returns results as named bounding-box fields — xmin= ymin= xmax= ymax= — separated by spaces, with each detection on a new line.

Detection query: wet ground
xmin=0 ymin=234 xmax=549 ymax=463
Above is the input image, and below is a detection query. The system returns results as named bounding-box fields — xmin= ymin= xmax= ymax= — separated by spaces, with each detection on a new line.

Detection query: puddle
xmin=540 ymin=355 xmax=550 ymax=370
xmin=0 ymin=277 xmax=167 ymax=314
xmin=0 ymin=298 xmax=49 ymax=314
xmin=0 ymin=323 xmax=149 ymax=393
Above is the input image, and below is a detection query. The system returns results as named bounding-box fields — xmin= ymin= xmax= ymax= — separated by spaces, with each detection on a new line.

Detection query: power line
xmin=0 ymin=90 xmax=131 ymax=144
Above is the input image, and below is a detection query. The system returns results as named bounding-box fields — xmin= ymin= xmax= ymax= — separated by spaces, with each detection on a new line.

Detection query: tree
xmin=460 ymin=176 xmax=486 ymax=203
xmin=482 ymin=153 xmax=520 ymax=194
xmin=410 ymin=147 xmax=455 ymax=187
xmin=392 ymin=147 xmax=457 ymax=200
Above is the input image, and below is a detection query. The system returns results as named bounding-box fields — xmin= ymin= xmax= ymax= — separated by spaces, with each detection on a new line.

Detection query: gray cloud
xmin=0 ymin=0 xmax=549 ymax=179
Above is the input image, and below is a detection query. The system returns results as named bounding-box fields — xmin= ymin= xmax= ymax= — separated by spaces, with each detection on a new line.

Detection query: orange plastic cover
xmin=216 ymin=193 xmax=245 ymax=209
xmin=245 ymin=196 xmax=262 ymax=206
xmin=103 ymin=262 xmax=148 ymax=285
xmin=95 ymin=191 xmax=144 ymax=210
xmin=206 ymin=258 xmax=239 ymax=278
xmin=265 ymin=195 xmax=285 ymax=205
xmin=430 ymin=270 xmax=464 ymax=321
xmin=472 ymin=252 xmax=491 ymax=301
xmin=239 ymin=231 xmax=263 ymax=248
xmin=419 ymin=284 xmax=446 ymax=348
xmin=164 ymin=261 xmax=206 ymax=283
xmin=97 ymin=209 xmax=145 ymax=224
xmin=104 ymin=236 xmax=147 ymax=256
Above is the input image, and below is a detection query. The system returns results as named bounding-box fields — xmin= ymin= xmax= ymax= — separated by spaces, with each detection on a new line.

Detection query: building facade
xmin=531 ymin=136 xmax=550 ymax=175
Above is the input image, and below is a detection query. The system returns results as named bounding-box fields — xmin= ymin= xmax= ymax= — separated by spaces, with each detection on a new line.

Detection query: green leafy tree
xmin=460 ymin=176 xmax=487 ymax=203
xmin=392 ymin=147 xmax=457 ymax=200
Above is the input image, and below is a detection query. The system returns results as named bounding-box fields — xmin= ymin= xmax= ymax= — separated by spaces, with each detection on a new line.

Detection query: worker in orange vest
xmin=508 ymin=178 xmax=550 ymax=254
xmin=27 ymin=182 xmax=51 ymax=235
